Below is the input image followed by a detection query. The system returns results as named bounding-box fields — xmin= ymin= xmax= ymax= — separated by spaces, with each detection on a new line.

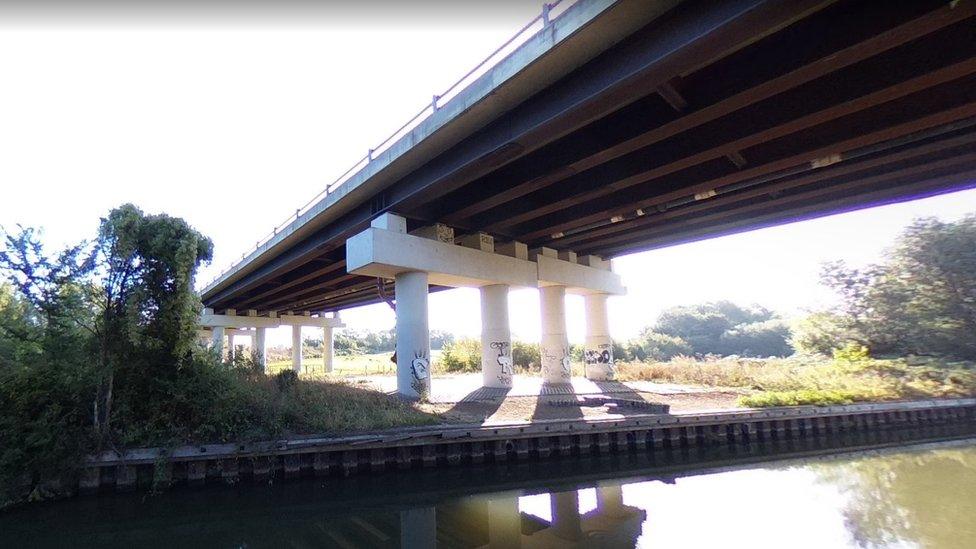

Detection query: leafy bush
xmin=646 ymin=301 xmax=792 ymax=357
xmin=790 ymin=311 xmax=851 ymax=356
xmin=738 ymin=388 xmax=884 ymax=407
xmin=720 ymin=319 xmax=793 ymax=357
xmin=632 ymin=329 xmax=693 ymax=361
xmin=833 ymin=342 xmax=870 ymax=364
xmin=511 ymin=340 xmax=540 ymax=371
xmin=439 ymin=338 xmax=481 ymax=373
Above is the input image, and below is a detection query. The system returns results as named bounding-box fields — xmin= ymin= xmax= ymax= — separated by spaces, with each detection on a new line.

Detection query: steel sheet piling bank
xmin=79 ymin=399 xmax=976 ymax=493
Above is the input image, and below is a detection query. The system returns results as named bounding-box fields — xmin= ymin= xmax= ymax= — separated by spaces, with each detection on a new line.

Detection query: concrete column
xmin=550 ymin=490 xmax=582 ymax=541
xmin=481 ymin=284 xmax=513 ymax=389
xmin=226 ymin=332 xmax=235 ymax=362
xmin=322 ymin=325 xmax=334 ymax=374
xmin=254 ymin=327 xmax=267 ymax=373
xmin=540 ymin=285 xmax=571 ymax=384
xmin=400 ymin=507 xmax=436 ymax=549
xmin=488 ymin=496 xmax=521 ymax=548
xmin=395 ymin=271 xmax=430 ymax=399
xmin=211 ymin=326 xmax=225 ymax=357
xmin=584 ymin=293 xmax=615 ymax=380
xmin=597 ymin=484 xmax=625 ymax=517
xmin=292 ymin=325 xmax=303 ymax=374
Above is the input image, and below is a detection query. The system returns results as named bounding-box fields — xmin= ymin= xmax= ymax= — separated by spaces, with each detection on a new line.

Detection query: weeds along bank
xmin=614 ymin=353 xmax=976 ymax=407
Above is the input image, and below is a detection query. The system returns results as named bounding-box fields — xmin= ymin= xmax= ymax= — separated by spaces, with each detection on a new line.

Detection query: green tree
xmin=87 ymin=205 xmax=213 ymax=440
xmin=649 ymin=301 xmax=791 ymax=357
xmin=631 ymin=329 xmax=693 ymax=361
xmin=818 ymin=215 xmax=976 ymax=360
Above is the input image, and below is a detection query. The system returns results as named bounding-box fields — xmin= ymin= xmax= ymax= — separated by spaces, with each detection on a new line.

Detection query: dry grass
xmin=615 ymin=355 xmax=976 ymax=407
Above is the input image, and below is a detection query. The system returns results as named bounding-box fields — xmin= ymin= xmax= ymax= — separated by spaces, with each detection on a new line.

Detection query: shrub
xmin=439 ymin=338 xmax=481 ymax=373
xmin=511 ymin=340 xmax=540 ymax=371
xmin=790 ymin=311 xmax=852 ymax=356
xmin=720 ymin=319 xmax=793 ymax=357
xmin=633 ymin=330 xmax=693 ymax=361
xmin=833 ymin=342 xmax=870 ymax=364
xmin=738 ymin=388 xmax=885 ymax=407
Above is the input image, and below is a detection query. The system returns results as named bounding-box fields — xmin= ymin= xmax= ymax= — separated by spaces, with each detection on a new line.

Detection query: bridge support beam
xmin=291 ymin=325 xmax=303 ymax=374
xmin=481 ymin=284 xmax=513 ymax=389
xmin=540 ymin=284 xmax=571 ymax=384
xmin=396 ymin=271 xmax=431 ymax=399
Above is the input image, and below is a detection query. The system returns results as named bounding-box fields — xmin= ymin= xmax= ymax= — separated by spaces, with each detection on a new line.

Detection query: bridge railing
xmin=204 ymin=1 xmax=573 ymax=291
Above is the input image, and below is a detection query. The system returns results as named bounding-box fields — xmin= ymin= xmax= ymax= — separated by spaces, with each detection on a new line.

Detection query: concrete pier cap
xmin=345 ymin=212 xmax=626 ymax=396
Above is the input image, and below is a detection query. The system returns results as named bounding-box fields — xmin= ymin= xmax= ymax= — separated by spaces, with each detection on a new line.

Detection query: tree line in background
xmin=439 ymin=215 xmax=976 ymax=371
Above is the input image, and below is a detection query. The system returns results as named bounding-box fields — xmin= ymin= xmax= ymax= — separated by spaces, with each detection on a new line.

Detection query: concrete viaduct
xmin=200 ymin=0 xmax=976 ymax=398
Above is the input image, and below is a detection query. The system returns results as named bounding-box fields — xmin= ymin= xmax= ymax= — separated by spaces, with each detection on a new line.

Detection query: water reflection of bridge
xmin=396 ymin=485 xmax=644 ymax=548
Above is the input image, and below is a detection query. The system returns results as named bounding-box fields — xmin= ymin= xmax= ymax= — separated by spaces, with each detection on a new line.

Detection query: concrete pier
xmin=322 ymin=325 xmax=335 ymax=374
xmin=540 ymin=285 xmax=571 ymax=384
xmin=584 ymin=293 xmax=615 ymax=381
xmin=400 ymin=507 xmax=436 ymax=549
xmin=291 ymin=325 xmax=303 ymax=374
xmin=481 ymin=284 xmax=513 ymax=388
xmin=550 ymin=490 xmax=582 ymax=541
xmin=396 ymin=271 xmax=431 ymax=399
xmin=211 ymin=326 xmax=225 ymax=356
xmin=254 ymin=327 xmax=267 ymax=373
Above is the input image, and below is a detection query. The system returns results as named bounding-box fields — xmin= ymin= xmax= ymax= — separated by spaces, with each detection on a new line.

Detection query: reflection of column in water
xmin=597 ymin=484 xmax=626 ymax=517
xmin=400 ymin=507 xmax=436 ymax=549
xmin=550 ymin=490 xmax=582 ymax=541
xmin=488 ymin=496 xmax=521 ymax=548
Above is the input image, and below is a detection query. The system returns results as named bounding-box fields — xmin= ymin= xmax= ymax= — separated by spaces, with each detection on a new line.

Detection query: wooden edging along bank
xmin=79 ymin=398 xmax=976 ymax=493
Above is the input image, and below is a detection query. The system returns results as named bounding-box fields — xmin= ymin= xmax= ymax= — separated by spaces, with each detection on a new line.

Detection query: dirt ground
xmin=422 ymin=392 xmax=739 ymax=424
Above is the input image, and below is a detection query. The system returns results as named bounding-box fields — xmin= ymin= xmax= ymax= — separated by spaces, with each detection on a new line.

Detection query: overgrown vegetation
xmin=615 ymin=352 xmax=976 ymax=407
xmin=439 ymin=338 xmax=540 ymax=373
xmin=796 ymin=216 xmax=976 ymax=360
xmin=0 ymin=207 xmax=435 ymax=508
xmin=612 ymin=301 xmax=793 ymax=361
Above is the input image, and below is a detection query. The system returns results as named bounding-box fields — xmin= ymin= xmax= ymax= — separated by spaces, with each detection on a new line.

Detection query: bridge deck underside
xmin=205 ymin=0 xmax=976 ymax=314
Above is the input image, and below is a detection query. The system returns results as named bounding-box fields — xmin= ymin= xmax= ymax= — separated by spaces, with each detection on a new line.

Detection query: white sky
xmin=2 ymin=4 xmax=975 ymax=347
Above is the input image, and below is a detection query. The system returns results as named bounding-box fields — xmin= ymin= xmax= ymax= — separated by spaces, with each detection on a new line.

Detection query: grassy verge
xmin=615 ymin=355 xmax=976 ymax=407
xmin=117 ymin=369 xmax=442 ymax=448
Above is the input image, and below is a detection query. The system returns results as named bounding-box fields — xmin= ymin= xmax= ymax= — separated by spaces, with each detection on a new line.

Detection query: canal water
xmin=3 ymin=436 xmax=975 ymax=548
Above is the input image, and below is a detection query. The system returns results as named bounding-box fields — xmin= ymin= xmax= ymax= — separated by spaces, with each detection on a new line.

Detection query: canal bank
xmin=6 ymin=422 xmax=976 ymax=548
xmin=79 ymin=398 xmax=976 ymax=493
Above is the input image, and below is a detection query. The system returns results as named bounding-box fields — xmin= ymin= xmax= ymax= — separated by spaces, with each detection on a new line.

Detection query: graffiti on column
xmin=584 ymin=345 xmax=613 ymax=365
xmin=560 ymin=350 xmax=572 ymax=379
xmin=410 ymin=350 xmax=430 ymax=399
xmin=585 ymin=343 xmax=616 ymax=379
xmin=490 ymin=341 xmax=513 ymax=385
xmin=544 ymin=347 xmax=571 ymax=380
